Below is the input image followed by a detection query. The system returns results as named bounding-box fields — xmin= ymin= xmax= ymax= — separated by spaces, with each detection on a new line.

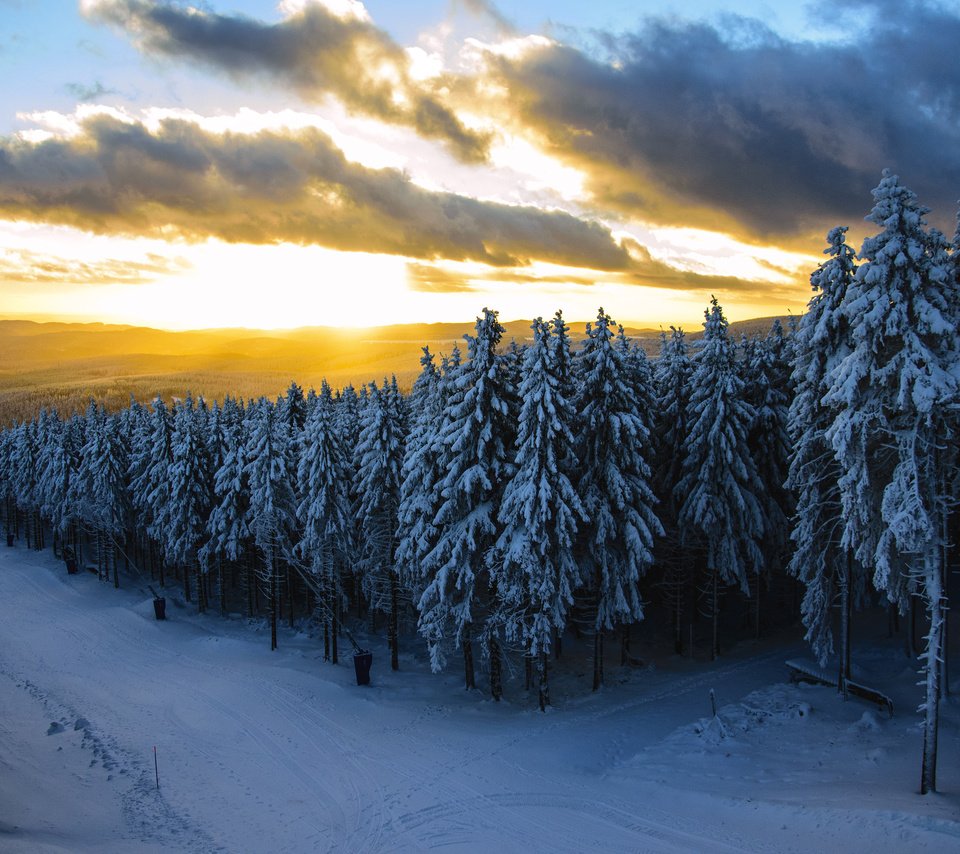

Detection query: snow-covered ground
xmin=0 ymin=547 xmax=957 ymax=853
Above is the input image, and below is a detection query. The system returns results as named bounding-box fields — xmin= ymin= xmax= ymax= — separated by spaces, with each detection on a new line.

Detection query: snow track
xmin=1 ymin=548 xmax=957 ymax=852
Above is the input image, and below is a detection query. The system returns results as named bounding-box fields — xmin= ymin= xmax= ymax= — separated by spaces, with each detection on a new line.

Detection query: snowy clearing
xmin=0 ymin=547 xmax=957 ymax=853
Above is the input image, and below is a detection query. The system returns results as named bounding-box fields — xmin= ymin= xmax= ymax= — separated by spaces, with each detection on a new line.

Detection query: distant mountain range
xmin=0 ymin=315 xmax=789 ymax=424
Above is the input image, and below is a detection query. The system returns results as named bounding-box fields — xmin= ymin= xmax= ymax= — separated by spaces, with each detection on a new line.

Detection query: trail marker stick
xmin=154 ymin=746 xmax=159 ymax=790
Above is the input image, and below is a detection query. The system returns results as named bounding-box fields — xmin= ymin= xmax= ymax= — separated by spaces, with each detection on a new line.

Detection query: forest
xmin=1 ymin=171 xmax=957 ymax=795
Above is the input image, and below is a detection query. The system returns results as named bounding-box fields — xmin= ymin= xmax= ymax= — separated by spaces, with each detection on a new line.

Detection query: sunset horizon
xmin=5 ymin=1 xmax=958 ymax=333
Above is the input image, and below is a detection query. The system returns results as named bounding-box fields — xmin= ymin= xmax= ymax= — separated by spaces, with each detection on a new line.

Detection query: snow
xmin=1 ymin=547 xmax=958 ymax=853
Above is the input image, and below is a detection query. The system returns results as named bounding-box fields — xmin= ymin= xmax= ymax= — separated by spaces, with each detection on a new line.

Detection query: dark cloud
xmin=84 ymin=0 xmax=490 ymax=163
xmin=482 ymin=0 xmax=960 ymax=241
xmin=406 ymin=247 xmax=802 ymax=304
xmin=461 ymin=0 xmax=516 ymax=36
xmin=0 ymin=247 xmax=190 ymax=285
xmin=406 ymin=261 xmax=600 ymax=293
xmin=65 ymin=81 xmax=118 ymax=102
xmin=0 ymin=114 xmax=636 ymax=270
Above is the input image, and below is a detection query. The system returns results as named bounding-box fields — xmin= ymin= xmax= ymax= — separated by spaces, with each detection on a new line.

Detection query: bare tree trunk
xmin=920 ymin=563 xmax=943 ymax=795
xmin=711 ymin=568 xmax=719 ymax=662
xmin=287 ymin=563 xmax=295 ymax=629
xmin=270 ymin=552 xmax=278 ymax=651
xmin=839 ymin=551 xmax=851 ymax=700
xmin=908 ymin=595 xmax=918 ymax=658
xmin=195 ymin=560 xmax=205 ymax=613
xmin=218 ymin=557 xmax=226 ymax=617
xmin=592 ymin=629 xmax=603 ymax=691
xmin=490 ymin=636 xmax=502 ymax=701
xmin=754 ymin=571 xmax=761 ymax=640
xmin=941 ymin=509 xmax=950 ymax=699
xmin=247 ymin=553 xmax=255 ymax=618
xmin=674 ymin=568 xmax=683 ymax=654
xmin=389 ymin=568 xmax=399 ymax=671
xmin=331 ymin=557 xmax=339 ymax=666
xmin=463 ymin=626 xmax=475 ymax=691
xmin=538 ymin=649 xmax=549 ymax=712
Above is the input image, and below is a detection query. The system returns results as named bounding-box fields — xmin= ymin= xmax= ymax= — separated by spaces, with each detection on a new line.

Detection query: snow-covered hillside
xmin=1 ymin=547 xmax=957 ymax=853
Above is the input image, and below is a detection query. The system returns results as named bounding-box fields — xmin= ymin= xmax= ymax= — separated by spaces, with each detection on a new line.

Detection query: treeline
xmin=0 ymin=171 xmax=957 ymax=792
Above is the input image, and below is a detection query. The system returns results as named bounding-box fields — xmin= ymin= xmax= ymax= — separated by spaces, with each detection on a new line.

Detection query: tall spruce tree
xmin=245 ymin=397 xmax=297 ymax=650
xmin=653 ymin=326 xmax=693 ymax=654
xmin=787 ymin=226 xmax=859 ymax=680
xmin=165 ymin=394 xmax=213 ymax=609
xmin=575 ymin=309 xmax=662 ymax=688
xmin=133 ymin=398 xmax=174 ymax=586
xmin=355 ymin=379 xmax=406 ymax=669
xmin=395 ymin=348 xmax=444 ymax=603
xmin=824 ymin=172 xmax=958 ymax=794
xmin=202 ymin=397 xmax=252 ymax=616
xmin=677 ymin=298 xmax=763 ymax=660
xmin=419 ymin=309 xmax=515 ymax=691
xmin=742 ymin=322 xmax=793 ymax=638
xmin=494 ymin=318 xmax=585 ymax=708
xmin=297 ymin=381 xmax=350 ymax=664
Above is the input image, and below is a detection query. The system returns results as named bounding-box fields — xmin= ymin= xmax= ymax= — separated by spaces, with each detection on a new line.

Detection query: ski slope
xmin=0 ymin=547 xmax=957 ymax=853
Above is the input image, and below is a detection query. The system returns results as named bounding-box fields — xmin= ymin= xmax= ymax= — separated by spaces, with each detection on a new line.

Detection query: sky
xmin=1 ymin=0 xmax=959 ymax=330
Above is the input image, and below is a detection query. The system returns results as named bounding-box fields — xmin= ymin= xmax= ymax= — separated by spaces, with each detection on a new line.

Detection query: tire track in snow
xmin=0 ymin=668 xmax=217 ymax=853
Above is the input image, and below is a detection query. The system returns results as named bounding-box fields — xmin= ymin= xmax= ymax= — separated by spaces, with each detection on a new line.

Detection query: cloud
xmin=0 ymin=246 xmax=190 ymax=285
xmin=477 ymin=0 xmax=960 ymax=241
xmin=65 ymin=81 xmax=118 ymax=102
xmin=461 ymin=0 xmax=516 ymax=36
xmin=83 ymin=0 xmax=491 ymax=163
xmin=406 ymin=244 xmax=801 ymax=303
xmin=406 ymin=261 xmax=600 ymax=293
xmin=0 ymin=113 xmax=638 ymax=270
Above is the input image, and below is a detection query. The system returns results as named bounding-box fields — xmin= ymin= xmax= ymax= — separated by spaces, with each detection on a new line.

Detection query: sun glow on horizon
xmin=0 ymin=218 xmax=810 ymax=333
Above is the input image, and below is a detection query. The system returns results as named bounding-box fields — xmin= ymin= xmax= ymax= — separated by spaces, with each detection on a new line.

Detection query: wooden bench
xmin=845 ymin=679 xmax=894 ymax=717
xmin=785 ymin=659 xmax=893 ymax=717
xmin=785 ymin=658 xmax=836 ymax=688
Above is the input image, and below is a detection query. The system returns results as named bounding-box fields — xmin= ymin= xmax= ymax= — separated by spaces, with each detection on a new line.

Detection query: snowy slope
xmin=0 ymin=547 xmax=957 ymax=853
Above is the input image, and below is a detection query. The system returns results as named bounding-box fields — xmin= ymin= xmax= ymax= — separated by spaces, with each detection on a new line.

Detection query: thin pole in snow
xmin=154 ymin=746 xmax=159 ymax=790
xmin=710 ymin=688 xmax=718 ymax=718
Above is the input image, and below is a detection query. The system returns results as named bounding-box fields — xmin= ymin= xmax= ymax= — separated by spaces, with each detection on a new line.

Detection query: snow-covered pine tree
xmin=202 ymin=396 xmax=252 ymax=616
xmin=277 ymin=382 xmax=307 ymax=629
xmin=334 ymin=383 xmax=364 ymax=613
xmin=37 ymin=411 xmax=69 ymax=554
xmin=824 ymin=172 xmax=959 ymax=794
xmin=575 ymin=308 xmax=662 ymax=688
xmin=83 ymin=409 xmax=130 ymax=588
xmin=677 ymin=297 xmax=763 ymax=660
xmin=0 ymin=428 xmax=14 ymax=539
xmin=244 ymin=397 xmax=298 ymax=650
xmin=60 ymin=414 xmax=86 ymax=559
xmin=787 ymin=226 xmax=859 ymax=680
xmin=280 ymin=380 xmax=308 ymax=437
xmin=130 ymin=397 xmax=174 ymax=586
xmin=395 ymin=348 xmax=444 ymax=604
xmin=164 ymin=394 xmax=213 ymax=610
xmin=419 ymin=309 xmax=515 ymax=691
xmin=742 ymin=321 xmax=793 ymax=638
xmin=31 ymin=409 xmax=61 ymax=551
xmin=10 ymin=420 xmax=39 ymax=548
xmin=297 ymin=380 xmax=350 ymax=664
xmin=652 ymin=326 xmax=693 ymax=654
xmin=494 ymin=317 xmax=585 ymax=709
xmin=354 ymin=378 xmax=406 ymax=670
xmin=551 ymin=310 xmax=576 ymax=394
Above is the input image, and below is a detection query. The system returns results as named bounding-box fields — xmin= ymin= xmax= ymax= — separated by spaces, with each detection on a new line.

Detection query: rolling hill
xmin=0 ymin=315 xmax=789 ymax=424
